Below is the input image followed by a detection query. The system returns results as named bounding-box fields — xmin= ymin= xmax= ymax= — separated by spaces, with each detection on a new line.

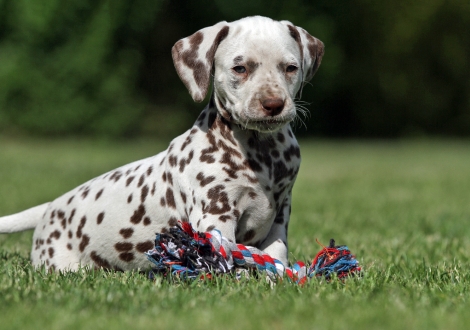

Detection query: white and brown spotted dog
xmin=0 ymin=16 xmax=323 ymax=271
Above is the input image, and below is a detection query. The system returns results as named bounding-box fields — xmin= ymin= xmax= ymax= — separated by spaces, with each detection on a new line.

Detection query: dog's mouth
xmin=213 ymin=95 xmax=295 ymax=132
xmin=242 ymin=117 xmax=292 ymax=132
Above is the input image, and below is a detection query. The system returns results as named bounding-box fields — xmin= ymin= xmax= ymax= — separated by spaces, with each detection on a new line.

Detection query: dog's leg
xmin=257 ymin=192 xmax=292 ymax=266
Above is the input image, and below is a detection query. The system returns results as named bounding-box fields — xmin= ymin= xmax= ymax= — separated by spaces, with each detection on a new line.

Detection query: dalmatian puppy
xmin=0 ymin=16 xmax=323 ymax=271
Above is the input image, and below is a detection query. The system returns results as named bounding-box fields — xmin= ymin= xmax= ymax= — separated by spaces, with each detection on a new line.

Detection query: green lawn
xmin=1 ymin=137 xmax=469 ymax=330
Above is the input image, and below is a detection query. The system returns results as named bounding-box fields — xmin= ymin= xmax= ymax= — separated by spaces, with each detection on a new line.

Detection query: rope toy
xmin=146 ymin=222 xmax=361 ymax=284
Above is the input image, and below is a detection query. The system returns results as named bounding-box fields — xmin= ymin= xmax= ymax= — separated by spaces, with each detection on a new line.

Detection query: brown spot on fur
xmin=136 ymin=241 xmax=154 ymax=253
xmin=287 ymin=24 xmax=301 ymax=43
xmin=215 ymin=116 xmax=237 ymax=146
xmin=160 ymin=197 xmax=166 ymax=207
xmin=143 ymin=217 xmax=151 ymax=226
xmin=181 ymin=135 xmax=192 ymax=151
xmin=97 ymin=212 xmax=105 ymax=225
xmin=166 ymin=188 xmax=176 ymax=209
xmin=248 ymin=191 xmax=258 ymax=200
xmin=119 ymin=252 xmax=134 ymax=262
xmin=204 ymin=185 xmax=231 ymax=215
xmin=220 ymin=152 xmax=244 ymax=179
xmin=179 ymin=151 xmax=194 ymax=173
xmin=79 ymin=234 xmax=90 ymax=252
xmin=76 ymin=216 xmax=86 ymax=238
xmin=233 ymin=209 xmax=240 ymax=219
xmin=169 ymin=155 xmax=178 ymax=167
xmin=130 ymin=204 xmax=146 ymax=224
xmin=81 ymin=188 xmax=90 ymax=199
xmin=141 ymin=185 xmax=149 ymax=203
xmin=119 ymin=228 xmax=134 ymax=239
xmin=200 ymin=153 xmax=215 ymax=164
xmin=67 ymin=243 xmax=72 ymax=250
xmin=91 ymin=251 xmax=111 ymax=269
xmin=48 ymin=247 xmax=54 ymax=258
xmin=115 ymin=242 xmax=134 ymax=252
xmin=180 ymin=191 xmax=187 ymax=204
xmin=109 ymin=171 xmax=122 ymax=182
xmin=167 ymin=172 xmax=173 ymax=185
xmin=137 ymin=174 xmax=145 ymax=187
xmin=67 ymin=196 xmax=74 ymax=205
xmin=233 ymin=55 xmax=244 ymax=65
xmin=168 ymin=217 xmax=178 ymax=227
xmin=68 ymin=230 xmax=73 ymax=239
xmin=68 ymin=209 xmax=76 ymax=224
xmin=50 ymin=230 xmax=61 ymax=240
xmin=126 ymin=176 xmax=135 ymax=186
xmin=200 ymin=130 xmax=218 ymax=163
xmin=151 ymin=182 xmax=156 ymax=196
xmin=206 ymin=25 xmax=230 ymax=62
xmin=219 ymin=215 xmax=231 ymax=222
xmin=196 ymin=172 xmax=216 ymax=187
xmin=243 ymin=174 xmax=259 ymax=183
xmin=127 ymin=194 xmax=133 ymax=203
xmin=95 ymin=189 xmax=104 ymax=200
xmin=147 ymin=166 xmax=153 ymax=176
xmin=206 ymin=225 xmax=215 ymax=232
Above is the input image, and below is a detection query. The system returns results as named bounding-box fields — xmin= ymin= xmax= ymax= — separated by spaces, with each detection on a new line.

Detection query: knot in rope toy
xmin=146 ymin=222 xmax=361 ymax=284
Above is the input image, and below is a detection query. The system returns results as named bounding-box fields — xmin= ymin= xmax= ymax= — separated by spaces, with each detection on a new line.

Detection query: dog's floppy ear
xmin=172 ymin=22 xmax=230 ymax=103
xmin=281 ymin=21 xmax=324 ymax=83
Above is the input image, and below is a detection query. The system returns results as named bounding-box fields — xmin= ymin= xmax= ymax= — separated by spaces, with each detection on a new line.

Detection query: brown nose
xmin=261 ymin=98 xmax=284 ymax=116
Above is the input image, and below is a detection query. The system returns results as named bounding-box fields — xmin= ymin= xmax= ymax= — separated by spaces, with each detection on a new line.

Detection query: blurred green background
xmin=0 ymin=0 xmax=469 ymax=139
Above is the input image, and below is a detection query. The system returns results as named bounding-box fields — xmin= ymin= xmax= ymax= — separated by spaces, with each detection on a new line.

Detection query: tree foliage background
xmin=0 ymin=0 xmax=468 ymax=138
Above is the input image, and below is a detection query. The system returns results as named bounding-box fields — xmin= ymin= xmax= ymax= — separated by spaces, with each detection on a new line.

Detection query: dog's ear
xmin=172 ymin=22 xmax=230 ymax=103
xmin=281 ymin=21 xmax=324 ymax=83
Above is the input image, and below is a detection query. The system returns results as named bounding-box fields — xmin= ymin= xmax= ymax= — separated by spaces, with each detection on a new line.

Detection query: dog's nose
xmin=261 ymin=98 xmax=284 ymax=116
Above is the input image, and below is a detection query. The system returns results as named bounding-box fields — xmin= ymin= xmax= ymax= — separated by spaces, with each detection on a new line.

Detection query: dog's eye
xmin=233 ymin=66 xmax=247 ymax=74
xmin=286 ymin=65 xmax=298 ymax=73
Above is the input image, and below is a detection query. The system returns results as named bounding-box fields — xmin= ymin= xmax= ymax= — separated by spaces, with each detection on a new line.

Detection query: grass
xmin=1 ymin=136 xmax=470 ymax=330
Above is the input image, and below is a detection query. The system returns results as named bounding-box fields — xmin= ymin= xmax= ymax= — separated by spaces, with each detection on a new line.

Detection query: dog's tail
xmin=0 ymin=203 xmax=50 ymax=233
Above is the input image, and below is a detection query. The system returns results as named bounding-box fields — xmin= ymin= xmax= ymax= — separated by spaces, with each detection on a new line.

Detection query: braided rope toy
xmin=146 ymin=222 xmax=361 ymax=284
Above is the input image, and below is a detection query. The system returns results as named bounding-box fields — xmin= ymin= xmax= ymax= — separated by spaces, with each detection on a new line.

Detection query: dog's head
xmin=172 ymin=16 xmax=324 ymax=133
